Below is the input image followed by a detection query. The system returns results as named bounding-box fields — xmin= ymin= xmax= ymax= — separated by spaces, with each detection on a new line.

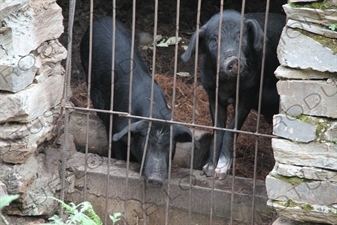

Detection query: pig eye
xmin=209 ymin=36 xmax=218 ymax=46
xmin=236 ymin=33 xmax=241 ymax=42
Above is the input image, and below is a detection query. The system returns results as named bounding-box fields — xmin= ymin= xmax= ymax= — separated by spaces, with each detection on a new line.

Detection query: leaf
xmin=177 ymin=72 xmax=191 ymax=77
xmin=0 ymin=195 xmax=20 ymax=210
xmin=109 ymin=212 xmax=122 ymax=224
xmin=329 ymin=24 xmax=337 ymax=31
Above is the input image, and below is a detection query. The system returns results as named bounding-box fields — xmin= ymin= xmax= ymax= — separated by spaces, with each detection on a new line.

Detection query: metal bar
xmin=83 ymin=0 xmax=94 ymax=203
xmin=124 ymin=0 xmax=137 ymax=223
xmin=60 ymin=0 xmax=76 ymax=217
xmin=212 ymin=2 xmax=224 ymax=224
xmin=65 ymin=105 xmax=276 ymax=138
xmin=104 ymin=0 xmax=117 ymax=223
xmin=188 ymin=0 xmax=201 ymax=220
xmin=231 ymin=0 xmax=247 ymax=224
xmin=251 ymin=1 xmax=271 ymax=224
xmin=164 ymin=0 xmax=182 ymax=224
xmin=139 ymin=0 xmax=159 ymax=180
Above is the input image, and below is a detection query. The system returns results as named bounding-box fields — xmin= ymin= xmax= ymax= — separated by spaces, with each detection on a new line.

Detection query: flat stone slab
xmin=283 ymin=4 xmax=337 ymax=29
xmin=274 ymin=66 xmax=337 ymax=80
xmin=273 ymin=162 xmax=337 ymax=183
xmin=278 ymin=28 xmax=337 ymax=72
xmin=0 ymin=107 xmax=60 ymax=164
xmin=273 ymin=114 xmax=316 ymax=143
xmin=266 ymin=174 xmax=337 ymax=206
xmin=272 ymin=138 xmax=337 ymax=170
xmin=287 ymin=19 xmax=337 ymax=39
xmin=0 ymin=74 xmax=64 ymax=123
xmin=277 ymin=80 xmax=337 ymax=118
xmin=268 ymin=199 xmax=337 ymax=224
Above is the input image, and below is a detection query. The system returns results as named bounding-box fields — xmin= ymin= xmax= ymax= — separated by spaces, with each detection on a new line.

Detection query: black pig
xmin=181 ymin=10 xmax=285 ymax=179
xmin=80 ymin=17 xmax=193 ymax=187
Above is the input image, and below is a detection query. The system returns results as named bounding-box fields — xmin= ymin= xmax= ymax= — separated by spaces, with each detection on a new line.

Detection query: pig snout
xmin=147 ymin=174 xmax=164 ymax=188
xmin=223 ymin=56 xmax=243 ymax=76
xmin=144 ymin=156 xmax=167 ymax=188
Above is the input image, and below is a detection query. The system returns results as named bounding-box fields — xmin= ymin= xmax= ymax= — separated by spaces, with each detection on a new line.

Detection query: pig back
xmin=80 ymin=17 xmax=171 ymax=127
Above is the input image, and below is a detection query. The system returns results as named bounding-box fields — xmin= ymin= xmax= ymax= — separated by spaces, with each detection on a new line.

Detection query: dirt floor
xmin=58 ymin=0 xmax=287 ymax=180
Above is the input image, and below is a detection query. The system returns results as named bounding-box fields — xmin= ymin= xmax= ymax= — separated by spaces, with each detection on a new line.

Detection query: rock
xmin=0 ymin=28 xmax=66 ymax=92
xmin=266 ymin=174 xmax=337 ymax=206
xmin=278 ymin=28 xmax=337 ymax=73
xmin=277 ymin=80 xmax=337 ymax=118
xmin=274 ymin=66 xmax=336 ymax=80
xmin=0 ymin=63 xmax=37 ymax=93
xmin=268 ymin=199 xmax=337 ymax=224
xmin=273 ymin=114 xmax=316 ymax=143
xmin=0 ymin=74 xmax=64 ymax=123
xmin=287 ymin=19 xmax=337 ymax=39
xmin=324 ymin=122 xmax=337 ymax=142
xmin=283 ymin=4 xmax=337 ymax=30
xmin=1 ymin=152 xmax=60 ymax=216
xmin=272 ymin=217 xmax=293 ymax=225
xmin=2 ymin=0 xmax=64 ymax=56
xmin=272 ymin=138 xmax=337 ymax=170
xmin=68 ymin=111 xmax=108 ymax=156
xmin=0 ymin=180 xmax=8 ymax=197
xmin=0 ymin=0 xmax=28 ymax=19
xmin=272 ymin=162 xmax=337 ymax=183
xmin=0 ymin=107 xmax=60 ymax=164
xmin=36 ymin=40 xmax=67 ymax=64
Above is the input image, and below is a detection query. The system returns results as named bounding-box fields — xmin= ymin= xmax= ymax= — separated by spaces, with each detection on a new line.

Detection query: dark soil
xmin=58 ymin=0 xmax=287 ymax=180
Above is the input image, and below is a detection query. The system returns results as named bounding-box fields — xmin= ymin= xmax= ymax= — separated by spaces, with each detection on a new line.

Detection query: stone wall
xmin=266 ymin=1 xmax=337 ymax=224
xmin=0 ymin=0 xmax=66 ymax=218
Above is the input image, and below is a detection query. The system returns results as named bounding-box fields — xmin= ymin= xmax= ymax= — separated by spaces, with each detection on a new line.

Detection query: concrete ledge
xmin=67 ymin=152 xmax=274 ymax=225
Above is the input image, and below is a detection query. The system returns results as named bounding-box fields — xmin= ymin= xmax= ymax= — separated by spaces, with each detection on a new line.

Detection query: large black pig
xmin=181 ymin=10 xmax=285 ymax=179
xmin=80 ymin=17 xmax=193 ymax=187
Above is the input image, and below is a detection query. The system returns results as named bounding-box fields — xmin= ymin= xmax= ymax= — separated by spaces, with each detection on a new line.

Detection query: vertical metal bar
xmin=188 ymin=1 xmax=199 ymax=223
xmin=83 ymin=0 xmax=94 ymax=203
xmin=139 ymin=0 xmax=159 ymax=178
xmin=125 ymin=0 xmax=137 ymax=223
xmin=60 ymin=0 xmax=76 ymax=217
xmin=104 ymin=0 xmax=116 ymax=223
xmin=211 ymin=1 xmax=224 ymax=224
xmin=230 ymin=0 xmax=246 ymax=224
xmin=141 ymin=2 xmax=159 ymax=224
xmin=251 ymin=0 xmax=271 ymax=224
xmin=164 ymin=0 xmax=181 ymax=224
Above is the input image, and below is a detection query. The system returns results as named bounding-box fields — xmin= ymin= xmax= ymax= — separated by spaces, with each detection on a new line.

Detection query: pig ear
xmin=181 ymin=26 xmax=206 ymax=62
xmin=244 ymin=18 xmax=264 ymax=54
xmin=173 ymin=124 xmax=193 ymax=142
xmin=173 ymin=125 xmax=201 ymax=148
xmin=113 ymin=120 xmax=148 ymax=141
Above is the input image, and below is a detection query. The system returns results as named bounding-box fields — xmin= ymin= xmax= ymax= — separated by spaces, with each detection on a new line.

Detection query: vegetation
xmin=329 ymin=24 xmax=337 ymax=31
xmin=0 ymin=195 xmax=122 ymax=225
xmin=0 ymin=194 xmax=20 ymax=225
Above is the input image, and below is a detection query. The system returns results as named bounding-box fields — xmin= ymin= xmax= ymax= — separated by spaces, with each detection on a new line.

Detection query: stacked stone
xmin=266 ymin=1 xmax=337 ymax=224
xmin=0 ymin=0 xmax=66 ymax=216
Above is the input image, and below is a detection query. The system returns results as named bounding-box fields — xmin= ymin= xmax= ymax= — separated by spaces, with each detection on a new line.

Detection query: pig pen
xmin=57 ymin=0 xmax=287 ymax=224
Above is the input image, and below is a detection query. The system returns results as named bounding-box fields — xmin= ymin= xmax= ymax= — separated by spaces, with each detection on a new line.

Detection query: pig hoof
xmin=215 ymin=155 xmax=231 ymax=176
xmin=201 ymin=163 xmax=215 ymax=177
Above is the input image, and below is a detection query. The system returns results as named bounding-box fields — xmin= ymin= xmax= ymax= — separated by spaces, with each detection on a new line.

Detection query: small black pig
xmin=181 ymin=10 xmax=285 ymax=179
xmin=80 ymin=17 xmax=193 ymax=187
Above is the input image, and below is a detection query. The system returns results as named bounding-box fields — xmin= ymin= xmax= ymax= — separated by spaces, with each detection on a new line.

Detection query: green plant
xmin=1 ymin=195 xmax=122 ymax=225
xmin=0 ymin=194 xmax=20 ymax=225
xmin=110 ymin=213 xmax=122 ymax=224
xmin=44 ymin=197 xmax=102 ymax=225
xmin=329 ymin=24 xmax=337 ymax=31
